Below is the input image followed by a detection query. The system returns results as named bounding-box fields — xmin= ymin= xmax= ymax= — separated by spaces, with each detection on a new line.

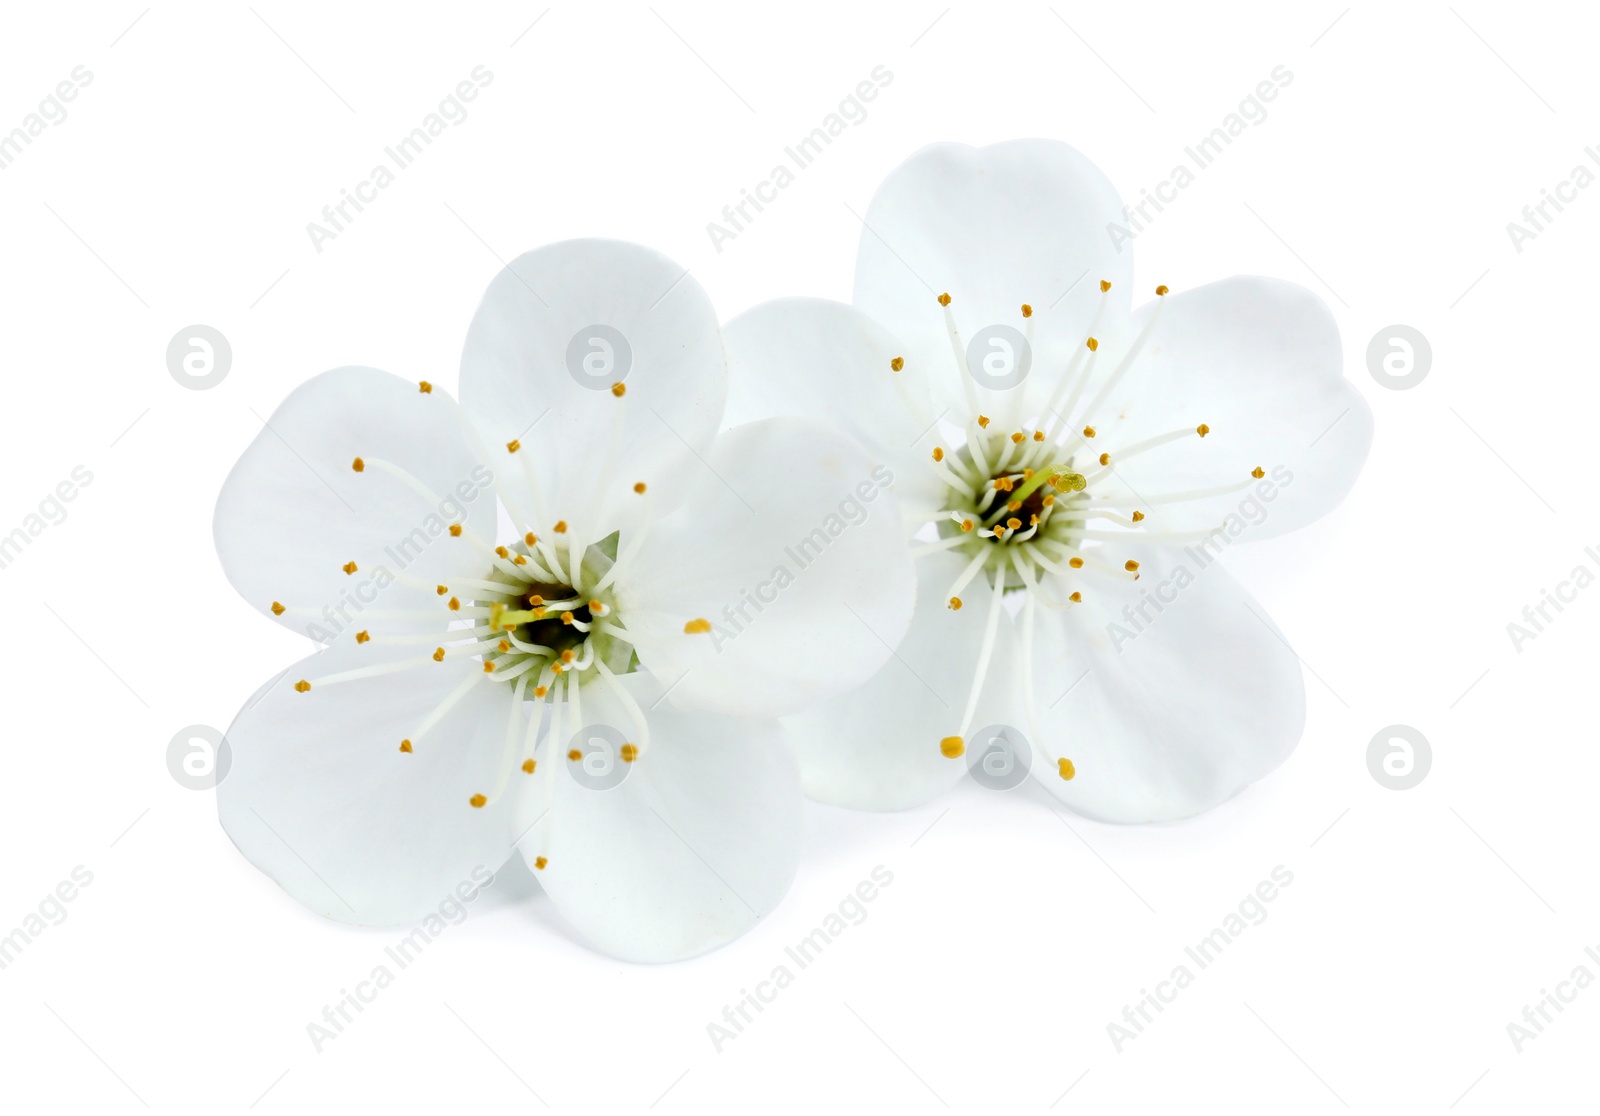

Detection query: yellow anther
xmin=342 ymin=560 xmax=357 ymax=575
xmin=621 ymin=744 xmax=639 ymax=762
xmin=433 ymin=647 xmax=446 ymax=662
xmin=1132 ymin=510 xmax=1145 ymax=522
xmin=1252 ymin=466 xmax=1266 ymax=479
xmin=1098 ymin=452 xmax=1110 ymax=466
xmin=483 ymin=661 xmax=495 ymax=673
xmin=448 ymin=597 xmax=461 ymax=611
xmin=560 ymin=611 xmax=575 ymax=625
xmin=977 ymin=415 xmax=990 ymax=428
xmin=1069 ymin=556 xmax=1084 ymax=568
xmin=684 ymin=618 xmax=712 ymax=634
xmin=513 ymin=555 xmax=527 ymax=566
xmin=534 ymin=856 xmax=548 ymax=870
xmin=551 ymin=663 xmax=563 ymax=674
xmin=1022 ymin=468 xmax=1034 ymax=479
xmin=351 ymin=457 xmax=364 ymax=472
xmin=949 ymin=596 xmax=963 ymax=610
xmin=522 ymin=759 xmax=536 ymax=774
xmin=1099 ymin=279 xmax=1112 ymax=293
xmin=932 ymin=447 xmax=944 ymax=462
xmin=560 ymin=649 xmax=575 ymax=663
xmin=506 ymin=439 xmax=521 ymax=453
xmin=437 ymin=584 xmax=448 ymax=595
xmin=1007 ymin=499 xmax=1022 ymax=512
xmin=1086 ymin=337 xmax=1099 ymax=351
xmin=1011 ymin=431 xmax=1025 ymax=444
xmin=1058 ymin=757 xmax=1076 ymax=780
xmin=1021 ymin=303 xmax=1033 ymax=318
xmin=940 ymin=736 xmax=965 ymax=758
xmin=553 ymin=520 xmax=567 ymax=533
xmin=399 ymin=739 xmax=413 ymax=753
xmin=495 ymin=546 xmax=509 ymax=558
xmin=1082 ymin=425 xmax=1096 ymax=438
xmin=526 ymin=594 xmax=544 ymax=607
xmin=469 ymin=794 xmax=487 ymax=808
xmin=1156 ymin=284 xmax=1169 ymax=296
xmin=633 ymin=481 xmax=647 ymax=494
xmin=1069 ymin=591 xmax=1082 ymax=602
xmin=567 ymin=749 xmax=582 ymax=761
xmin=1125 ymin=559 xmax=1140 ymax=572
xmin=449 ymin=524 xmax=462 ymax=537
xmin=533 ymin=686 xmax=547 ymax=698
xmin=498 ymin=640 xmax=510 ymax=652
xmin=1042 ymin=494 xmax=1055 ymax=506
xmin=271 ymin=601 xmax=285 ymax=615
xmin=1196 ymin=423 xmax=1210 ymax=437
xmin=891 ymin=356 xmax=905 ymax=372
xmin=418 ymin=381 xmax=433 ymax=393
xmin=356 ymin=630 xmax=370 ymax=644
xmin=611 ymin=381 xmax=626 ymax=397
xmin=589 ymin=599 xmax=602 ymax=611
xmin=523 ymin=532 xmax=537 ymax=547
xmin=938 ymin=292 xmax=952 ymax=306
xmin=960 ymin=518 xmax=974 ymax=532
xmin=294 ymin=680 xmax=311 ymax=693
xmin=1007 ymin=517 xmax=1022 ymax=530
xmin=1033 ymin=430 xmax=1045 ymax=441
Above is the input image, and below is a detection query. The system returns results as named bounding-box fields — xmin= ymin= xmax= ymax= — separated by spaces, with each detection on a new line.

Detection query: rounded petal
xmin=217 ymin=641 xmax=521 ymax=924
xmin=784 ymin=550 xmax=1012 ymax=810
xmin=213 ymin=367 xmax=497 ymax=635
xmin=519 ymin=673 xmax=800 ymax=962
xmin=722 ymin=297 xmax=944 ymax=518
xmin=457 ymin=239 xmax=726 ymax=536
xmin=1088 ymin=276 xmax=1372 ymax=539
xmin=853 ymin=140 xmax=1133 ymax=425
xmin=1025 ymin=543 xmax=1306 ymax=822
xmin=619 ymin=417 xmax=916 ymax=717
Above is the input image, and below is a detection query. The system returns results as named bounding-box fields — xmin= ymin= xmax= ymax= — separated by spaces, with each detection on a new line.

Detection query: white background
xmin=0 ymin=1 xmax=1594 ymax=1111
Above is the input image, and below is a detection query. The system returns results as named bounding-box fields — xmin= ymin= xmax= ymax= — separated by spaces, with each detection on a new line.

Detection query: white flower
xmin=212 ymin=239 xmax=914 ymax=961
xmin=722 ymin=141 xmax=1373 ymax=821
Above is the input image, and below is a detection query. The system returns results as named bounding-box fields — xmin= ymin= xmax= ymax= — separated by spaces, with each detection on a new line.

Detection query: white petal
xmin=1025 ymin=543 xmax=1306 ymax=822
xmin=457 ymin=239 xmax=726 ymax=536
xmin=619 ymin=417 xmax=916 ymax=717
xmin=217 ymin=641 xmax=520 ymax=924
xmin=1087 ymin=277 xmax=1372 ymax=539
xmin=722 ymin=297 xmax=944 ymax=518
xmin=784 ymin=549 xmax=1011 ymax=810
xmin=853 ymin=140 xmax=1134 ymax=425
xmin=213 ymin=367 xmax=497 ymax=635
xmin=519 ymin=672 xmax=800 ymax=962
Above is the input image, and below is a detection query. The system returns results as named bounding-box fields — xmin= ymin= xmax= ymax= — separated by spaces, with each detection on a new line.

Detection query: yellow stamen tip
xmin=567 ymin=749 xmax=582 ymax=762
xmin=890 ymin=356 xmax=905 ymax=372
xmin=495 ymin=546 xmax=509 ymax=559
xmin=559 ymin=611 xmax=574 ymax=625
xmin=1082 ymin=425 xmax=1096 ymax=438
xmin=1069 ymin=591 xmax=1082 ymax=603
xmin=448 ymin=597 xmax=461 ymax=611
xmin=1196 ymin=423 xmax=1210 ymax=437
xmin=482 ymin=661 xmax=495 ymax=673
xmin=611 ymin=381 xmax=626 ymax=397
xmin=1155 ymin=284 xmax=1169 ymax=296
xmin=684 ymin=618 xmax=712 ymax=634
xmin=1011 ymin=431 xmax=1025 ymax=444
xmin=1125 ymin=560 xmax=1140 ymax=572
xmin=1099 ymin=279 xmax=1112 ymax=293
xmin=977 ymin=415 xmax=990 ymax=428
xmin=949 ymin=596 xmax=962 ymax=610
xmin=560 ymin=649 xmax=574 ymax=663
xmin=436 ymin=584 xmax=448 ymax=595
xmin=1086 ymin=337 xmax=1099 ymax=351
xmin=1252 ymin=466 xmax=1266 ymax=479
xmin=270 ymin=601 xmax=285 ymax=615
xmin=1058 ymin=757 xmax=1076 ymax=780
xmin=1132 ymin=510 xmax=1145 ymax=522
xmin=294 ymin=680 xmax=311 ymax=693
xmin=469 ymin=794 xmax=487 ymax=808
xmin=506 ymin=439 xmax=521 ymax=453
xmin=498 ymin=640 xmax=510 ymax=652
xmin=351 ymin=457 xmax=364 ymax=472
xmin=534 ymin=856 xmax=548 ymax=870
xmin=621 ymin=744 xmax=639 ymax=762
xmin=1020 ymin=303 xmax=1033 ymax=318
xmin=1032 ymin=430 xmax=1045 ymax=442
xmin=961 ymin=518 xmax=974 ymax=531
xmin=633 ymin=481 xmax=647 ymax=494
xmin=932 ymin=446 xmax=945 ymax=462
xmin=1069 ymin=556 xmax=1083 ymax=568
xmin=342 ymin=561 xmax=357 ymax=575
xmin=522 ymin=759 xmax=536 ymax=774
xmin=1098 ymin=453 xmax=1110 ymax=466
xmin=533 ymin=686 xmax=547 ymax=698
xmin=399 ymin=739 xmax=413 ymax=753
xmin=418 ymin=380 xmax=433 ymax=393
xmin=553 ymin=520 xmax=567 ymax=533
xmin=940 ymin=736 xmax=965 ymax=758
xmin=938 ymin=292 xmax=952 ymax=306
xmin=449 ymin=524 xmax=462 ymax=537
xmin=433 ymin=648 xmax=446 ymax=662
xmin=355 ymin=630 xmax=370 ymax=644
